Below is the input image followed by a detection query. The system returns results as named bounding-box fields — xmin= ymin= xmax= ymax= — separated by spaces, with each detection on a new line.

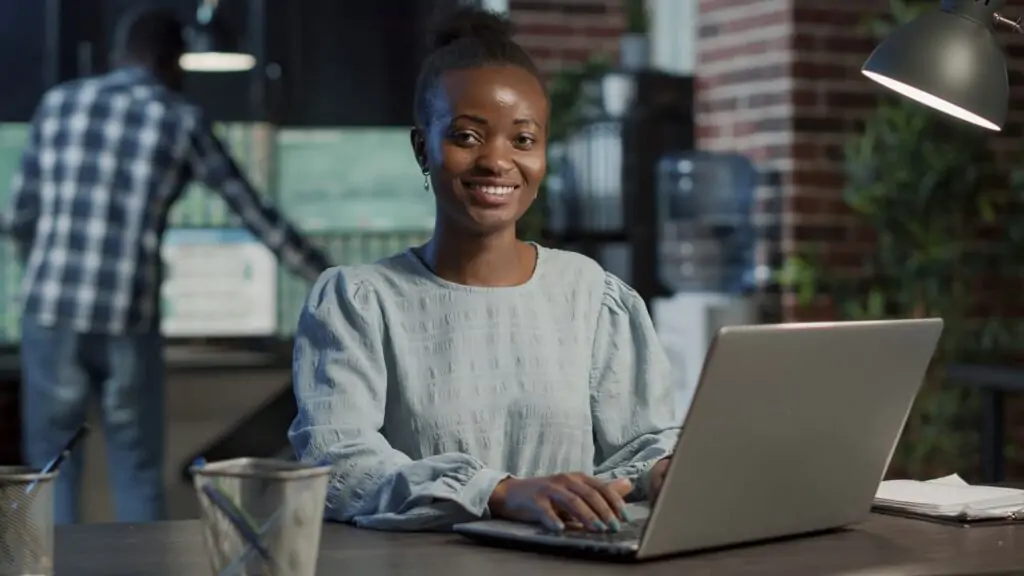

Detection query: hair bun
xmin=430 ymin=6 xmax=516 ymax=51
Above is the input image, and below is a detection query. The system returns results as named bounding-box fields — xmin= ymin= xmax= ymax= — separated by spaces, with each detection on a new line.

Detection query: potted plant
xmin=621 ymin=0 xmax=649 ymax=71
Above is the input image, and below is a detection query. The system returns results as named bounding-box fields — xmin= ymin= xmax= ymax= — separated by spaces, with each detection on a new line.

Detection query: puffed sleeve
xmin=288 ymin=268 xmax=510 ymax=530
xmin=589 ymin=273 xmax=681 ymax=500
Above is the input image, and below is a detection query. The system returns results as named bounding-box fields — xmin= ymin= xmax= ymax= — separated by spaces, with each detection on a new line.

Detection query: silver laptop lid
xmin=638 ymin=319 xmax=943 ymax=560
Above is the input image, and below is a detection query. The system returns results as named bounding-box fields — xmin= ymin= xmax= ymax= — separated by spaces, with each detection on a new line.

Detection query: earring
xmin=422 ymin=169 xmax=430 ymax=191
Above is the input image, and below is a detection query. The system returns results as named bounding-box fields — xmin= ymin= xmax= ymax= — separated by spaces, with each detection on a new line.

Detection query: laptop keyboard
xmin=556 ymin=520 xmax=646 ymax=543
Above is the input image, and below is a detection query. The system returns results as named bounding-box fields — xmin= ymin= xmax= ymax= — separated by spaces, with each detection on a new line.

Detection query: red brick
xmin=824 ymin=90 xmax=877 ymax=110
xmin=515 ymin=23 xmax=576 ymax=37
xmin=698 ymin=97 xmax=737 ymax=114
xmin=709 ymin=63 xmax=790 ymax=88
xmin=791 ymin=89 xmax=818 ymax=107
xmin=511 ymin=0 xmax=624 ymax=77
xmin=790 ymin=32 xmax=818 ymax=51
xmin=733 ymin=121 xmax=760 ymax=138
xmin=699 ymin=38 xmax=788 ymax=64
xmin=791 ymin=60 xmax=851 ymax=81
xmin=696 ymin=123 xmax=722 ymax=140
xmin=576 ymin=25 xmax=625 ymax=39
xmin=792 ymin=7 xmax=869 ymax=27
xmin=721 ymin=9 xmax=791 ymax=35
xmin=789 ymin=169 xmax=845 ymax=189
xmin=699 ymin=0 xmax=765 ymax=10
xmin=764 ymin=143 xmax=795 ymax=161
xmin=819 ymin=35 xmax=877 ymax=55
xmin=826 ymin=248 xmax=867 ymax=270
xmin=791 ymin=141 xmax=821 ymax=161
xmin=552 ymin=47 xmax=594 ymax=63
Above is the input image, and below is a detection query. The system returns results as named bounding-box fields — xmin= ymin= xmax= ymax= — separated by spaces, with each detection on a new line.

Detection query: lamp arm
xmin=994 ymin=12 xmax=1024 ymax=33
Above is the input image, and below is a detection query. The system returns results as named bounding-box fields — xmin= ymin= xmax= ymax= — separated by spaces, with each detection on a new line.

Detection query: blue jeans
xmin=20 ymin=317 xmax=167 ymax=524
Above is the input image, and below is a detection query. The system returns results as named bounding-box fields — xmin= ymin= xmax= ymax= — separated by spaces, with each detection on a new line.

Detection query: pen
xmin=25 ymin=423 xmax=90 ymax=497
xmin=200 ymin=484 xmax=274 ymax=562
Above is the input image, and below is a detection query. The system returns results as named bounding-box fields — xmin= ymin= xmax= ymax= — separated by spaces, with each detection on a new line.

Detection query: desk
xmin=56 ymin=515 xmax=1024 ymax=575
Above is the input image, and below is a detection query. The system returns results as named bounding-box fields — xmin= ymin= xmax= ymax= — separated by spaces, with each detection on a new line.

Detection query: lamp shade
xmin=180 ymin=4 xmax=256 ymax=73
xmin=861 ymin=7 xmax=1008 ymax=131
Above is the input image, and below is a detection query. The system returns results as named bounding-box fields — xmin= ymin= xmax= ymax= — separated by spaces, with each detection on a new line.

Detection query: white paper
xmin=874 ymin=474 xmax=1024 ymax=519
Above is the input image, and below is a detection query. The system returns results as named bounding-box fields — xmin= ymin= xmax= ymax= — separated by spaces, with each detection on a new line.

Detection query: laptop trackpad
xmin=623 ymin=502 xmax=650 ymax=523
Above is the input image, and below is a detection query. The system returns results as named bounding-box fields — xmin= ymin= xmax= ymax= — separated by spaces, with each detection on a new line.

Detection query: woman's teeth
xmin=469 ymin=184 xmax=516 ymax=197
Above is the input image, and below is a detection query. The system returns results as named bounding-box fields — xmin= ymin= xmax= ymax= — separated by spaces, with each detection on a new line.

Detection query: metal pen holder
xmin=0 ymin=466 xmax=57 ymax=576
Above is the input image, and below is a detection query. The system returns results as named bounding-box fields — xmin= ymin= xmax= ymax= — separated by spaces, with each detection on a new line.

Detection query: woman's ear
xmin=410 ymin=127 xmax=428 ymax=173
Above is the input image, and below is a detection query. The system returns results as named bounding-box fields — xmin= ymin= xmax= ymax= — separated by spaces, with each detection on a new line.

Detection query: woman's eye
xmin=451 ymin=131 xmax=481 ymax=145
xmin=514 ymin=135 xmax=536 ymax=148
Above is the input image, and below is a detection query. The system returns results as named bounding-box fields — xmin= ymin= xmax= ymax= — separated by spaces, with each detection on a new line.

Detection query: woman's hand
xmin=488 ymin=473 xmax=633 ymax=532
xmin=648 ymin=457 xmax=671 ymax=503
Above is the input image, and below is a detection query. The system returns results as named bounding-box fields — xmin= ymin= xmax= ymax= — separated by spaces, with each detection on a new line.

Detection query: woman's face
xmin=413 ymin=65 xmax=549 ymax=236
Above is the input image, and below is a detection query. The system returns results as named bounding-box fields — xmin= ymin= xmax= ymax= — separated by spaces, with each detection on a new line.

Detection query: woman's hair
xmin=413 ymin=6 xmax=543 ymax=127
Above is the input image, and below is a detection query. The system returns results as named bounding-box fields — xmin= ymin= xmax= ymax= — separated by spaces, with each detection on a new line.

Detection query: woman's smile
xmin=462 ymin=177 xmax=522 ymax=207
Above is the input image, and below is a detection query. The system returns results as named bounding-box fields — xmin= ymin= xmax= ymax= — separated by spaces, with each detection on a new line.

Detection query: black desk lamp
xmin=180 ymin=0 xmax=256 ymax=73
xmin=861 ymin=0 xmax=1022 ymax=131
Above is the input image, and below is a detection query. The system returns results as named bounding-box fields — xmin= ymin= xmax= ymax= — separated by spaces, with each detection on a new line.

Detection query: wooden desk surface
xmin=56 ymin=515 xmax=1024 ymax=575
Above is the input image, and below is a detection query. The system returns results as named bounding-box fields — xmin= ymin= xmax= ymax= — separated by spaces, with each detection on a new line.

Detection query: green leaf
xmin=866 ymin=288 xmax=886 ymax=318
xmin=978 ymin=197 xmax=996 ymax=223
xmin=624 ymin=0 xmax=648 ymax=33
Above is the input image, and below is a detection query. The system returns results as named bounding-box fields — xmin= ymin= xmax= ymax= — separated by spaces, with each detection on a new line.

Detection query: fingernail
xmin=621 ymin=507 xmax=633 ymax=523
xmin=550 ymin=520 xmax=565 ymax=532
xmin=592 ymin=520 xmax=607 ymax=532
xmin=608 ymin=518 xmax=621 ymax=532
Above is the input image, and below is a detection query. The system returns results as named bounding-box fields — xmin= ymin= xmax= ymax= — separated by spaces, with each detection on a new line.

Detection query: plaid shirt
xmin=5 ymin=67 xmax=332 ymax=335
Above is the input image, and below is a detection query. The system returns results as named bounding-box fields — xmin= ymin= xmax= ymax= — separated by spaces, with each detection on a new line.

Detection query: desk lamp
xmin=180 ymin=0 xmax=256 ymax=73
xmin=861 ymin=0 xmax=1022 ymax=131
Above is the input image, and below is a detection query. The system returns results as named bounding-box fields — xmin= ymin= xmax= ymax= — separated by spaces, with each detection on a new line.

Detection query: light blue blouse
xmin=288 ymin=245 xmax=681 ymax=530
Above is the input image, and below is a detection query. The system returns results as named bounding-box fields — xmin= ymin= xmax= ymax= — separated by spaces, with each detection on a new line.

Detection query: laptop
xmin=453 ymin=318 xmax=944 ymax=561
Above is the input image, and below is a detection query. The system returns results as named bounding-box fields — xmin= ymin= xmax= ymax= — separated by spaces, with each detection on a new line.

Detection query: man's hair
xmin=112 ymin=7 xmax=186 ymax=68
xmin=413 ymin=6 xmax=544 ymax=128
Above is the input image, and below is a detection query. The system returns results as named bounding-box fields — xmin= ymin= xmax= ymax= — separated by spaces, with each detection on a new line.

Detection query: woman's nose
xmin=474 ymin=141 xmax=514 ymax=174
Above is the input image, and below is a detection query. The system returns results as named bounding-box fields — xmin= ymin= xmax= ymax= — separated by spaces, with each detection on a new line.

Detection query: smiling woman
xmin=408 ymin=8 xmax=549 ymax=276
xmin=287 ymin=6 xmax=681 ymax=534
xmin=415 ymin=64 xmax=547 ymax=254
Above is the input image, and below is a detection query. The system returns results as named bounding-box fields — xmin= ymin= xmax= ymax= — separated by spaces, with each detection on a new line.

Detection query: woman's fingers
xmin=607 ymin=477 xmax=633 ymax=497
xmin=568 ymin=476 xmax=621 ymax=528
xmin=527 ymin=474 xmax=638 ymax=532
xmin=547 ymin=484 xmax=602 ymax=529
xmin=581 ymin=475 xmax=629 ymax=522
xmin=536 ymin=497 xmax=565 ymax=532
xmin=557 ymin=508 xmax=585 ymax=531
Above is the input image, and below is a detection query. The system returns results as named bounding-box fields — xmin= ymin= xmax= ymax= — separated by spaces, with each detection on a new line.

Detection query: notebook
xmin=874 ymin=474 xmax=1024 ymax=524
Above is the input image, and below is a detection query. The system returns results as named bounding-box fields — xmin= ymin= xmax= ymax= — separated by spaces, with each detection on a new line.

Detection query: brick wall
xmin=696 ymin=0 xmax=902 ymax=322
xmin=510 ymin=0 xmax=625 ymax=76
xmin=697 ymin=0 xmax=1024 ymax=315
xmin=695 ymin=0 xmax=797 ymax=321
xmin=697 ymin=0 xmax=1024 ymax=477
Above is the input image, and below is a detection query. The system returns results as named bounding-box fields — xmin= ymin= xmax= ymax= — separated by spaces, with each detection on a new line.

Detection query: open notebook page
xmin=874 ymin=474 xmax=1024 ymax=518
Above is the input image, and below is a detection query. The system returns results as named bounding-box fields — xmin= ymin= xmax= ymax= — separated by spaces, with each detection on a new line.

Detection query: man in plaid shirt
xmin=5 ymin=9 xmax=332 ymax=524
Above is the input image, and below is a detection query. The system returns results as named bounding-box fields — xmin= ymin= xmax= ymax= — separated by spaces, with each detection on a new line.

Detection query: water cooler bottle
xmin=651 ymin=152 xmax=761 ymax=416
